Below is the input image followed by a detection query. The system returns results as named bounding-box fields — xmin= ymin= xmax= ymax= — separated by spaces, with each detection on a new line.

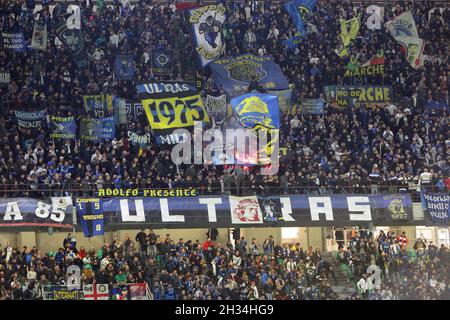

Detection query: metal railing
xmin=0 ymin=183 xmax=444 ymax=201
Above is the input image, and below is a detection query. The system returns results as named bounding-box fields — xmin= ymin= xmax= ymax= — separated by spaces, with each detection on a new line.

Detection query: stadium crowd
xmin=336 ymin=229 xmax=450 ymax=300
xmin=0 ymin=0 xmax=448 ymax=198
xmin=0 ymin=228 xmax=449 ymax=300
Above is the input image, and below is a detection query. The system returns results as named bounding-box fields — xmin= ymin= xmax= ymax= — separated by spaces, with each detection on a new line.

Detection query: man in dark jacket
xmin=135 ymin=229 xmax=148 ymax=260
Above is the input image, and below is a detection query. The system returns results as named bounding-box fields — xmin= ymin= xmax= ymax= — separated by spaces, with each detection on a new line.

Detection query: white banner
xmin=385 ymin=10 xmax=418 ymax=38
xmin=83 ymin=284 xmax=110 ymax=300
xmin=0 ymin=72 xmax=10 ymax=83
xmin=205 ymin=94 xmax=227 ymax=122
xmin=189 ymin=4 xmax=226 ymax=67
xmin=395 ymin=36 xmax=425 ymax=69
xmin=229 ymin=196 xmax=263 ymax=224
xmin=31 ymin=20 xmax=48 ymax=51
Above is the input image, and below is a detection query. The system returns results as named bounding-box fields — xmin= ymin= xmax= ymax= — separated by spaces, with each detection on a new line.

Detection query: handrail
xmin=0 ymin=184 xmax=445 ymax=202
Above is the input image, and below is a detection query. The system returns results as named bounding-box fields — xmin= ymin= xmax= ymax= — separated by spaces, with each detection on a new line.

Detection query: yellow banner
xmin=142 ymin=95 xmax=210 ymax=130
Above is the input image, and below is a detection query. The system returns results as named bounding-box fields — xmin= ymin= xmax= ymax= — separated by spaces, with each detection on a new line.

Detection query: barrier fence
xmin=0 ymin=183 xmax=443 ymax=202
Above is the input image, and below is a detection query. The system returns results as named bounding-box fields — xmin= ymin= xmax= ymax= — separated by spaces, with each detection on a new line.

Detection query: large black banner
xmin=0 ymin=197 xmax=73 ymax=228
xmin=56 ymin=22 xmax=88 ymax=69
xmin=94 ymin=194 xmax=414 ymax=229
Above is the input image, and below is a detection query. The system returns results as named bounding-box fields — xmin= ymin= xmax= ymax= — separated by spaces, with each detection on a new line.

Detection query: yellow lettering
xmin=360 ymin=88 xmax=368 ymax=101
xmin=383 ymin=87 xmax=390 ymax=101
xmin=359 ymin=67 xmax=366 ymax=76
xmin=374 ymin=87 xmax=384 ymax=101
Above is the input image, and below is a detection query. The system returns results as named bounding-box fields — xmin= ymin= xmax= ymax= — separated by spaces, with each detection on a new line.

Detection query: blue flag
xmin=282 ymin=35 xmax=302 ymax=49
xmin=50 ymin=116 xmax=77 ymax=139
xmin=76 ymin=198 xmax=104 ymax=237
xmin=151 ymin=48 xmax=174 ymax=75
xmin=421 ymin=193 xmax=450 ymax=226
xmin=210 ymin=54 xmax=289 ymax=99
xmin=1 ymin=32 xmax=26 ymax=52
xmin=115 ymin=54 xmax=135 ymax=80
xmin=284 ymin=0 xmax=317 ymax=37
xmin=230 ymin=93 xmax=280 ymax=130
xmin=80 ymin=117 xmax=116 ymax=142
xmin=302 ymin=98 xmax=325 ymax=114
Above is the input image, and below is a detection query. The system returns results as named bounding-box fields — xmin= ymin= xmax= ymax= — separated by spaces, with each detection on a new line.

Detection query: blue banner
xmin=284 ymin=0 xmax=317 ymax=37
xmin=151 ymin=48 xmax=174 ymax=75
xmin=56 ymin=22 xmax=88 ymax=69
xmin=97 ymin=194 xmax=414 ymax=228
xmin=15 ymin=109 xmax=46 ymax=129
xmin=115 ymin=54 xmax=135 ymax=80
xmin=421 ymin=193 xmax=449 ymax=226
xmin=0 ymin=197 xmax=73 ymax=228
xmin=101 ymin=116 xmax=116 ymax=140
xmin=136 ymin=82 xmax=197 ymax=96
xmin=50 ymin=116 xmax=77 ymax=139
xmin=302 ymin=98 xmax=324 ymax=114
xmin=230 ymin=93 xmax=280 ymax=130
xmin=80 ymin=117 xmax=116 ymax=142
xmin=426 ymin=100 xmax=448 ymax=115
xmin=210 ymin=54 xmax=289 ymax=98
xmin=282 ymin=35 xmax=302 ymax=49
xmin=76 ymin=198 xmax=104 ymax=237
xmin=1 ymin=32 xmax=26 ymax=52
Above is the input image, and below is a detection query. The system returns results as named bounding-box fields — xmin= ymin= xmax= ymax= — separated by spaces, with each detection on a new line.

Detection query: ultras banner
xmin=98 ymin=194 xmax=414 ymax=228
xmin=188 ymin=4 xmax=226 ymax=67
xmin=0 ymin=197 xmax=73 ymax=228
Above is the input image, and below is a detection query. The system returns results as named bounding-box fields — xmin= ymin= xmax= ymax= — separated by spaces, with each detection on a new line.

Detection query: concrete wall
xmin=36 ymin=230 xmax=113 ymax=251
xmin=2 ymin=226 xmax=447 ymax=253
xmin=0 ymin=227 xmax=282 ymax=252
xmin=0 ymin=232 xmax=17 ymax=248
xmin=307 ymin=227 xmax=325 ymax=251
xmin=242 ymin=228 xmax=282 ymax=245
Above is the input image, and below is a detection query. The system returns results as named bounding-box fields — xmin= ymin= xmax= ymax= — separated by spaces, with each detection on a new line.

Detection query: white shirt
xmin=357 ymin=278 xmax=367 ymax=293
xmin=110 ymin=34 xmax=119 ymax=48
xmin=290 ymin=118 xmax=300 ymax=128
xmin=27 ymin=271 xmax=37 ymax=281
xmin=420 ymin=172 xmax=432 ymax=184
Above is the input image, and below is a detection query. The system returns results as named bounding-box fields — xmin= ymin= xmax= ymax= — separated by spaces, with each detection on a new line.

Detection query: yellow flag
xmin=338 ymin=15 xmax=361 ymax=57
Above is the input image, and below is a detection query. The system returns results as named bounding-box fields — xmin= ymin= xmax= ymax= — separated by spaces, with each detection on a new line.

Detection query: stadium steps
xmin=321 ymin=252 xmax=356 ymax=298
